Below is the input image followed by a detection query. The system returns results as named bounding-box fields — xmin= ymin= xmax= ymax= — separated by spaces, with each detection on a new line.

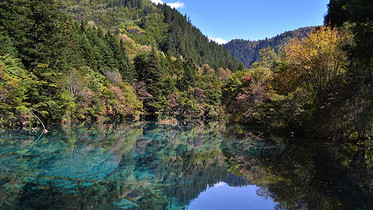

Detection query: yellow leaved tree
xmin=272 ymin=26 xmax=351 ymax=108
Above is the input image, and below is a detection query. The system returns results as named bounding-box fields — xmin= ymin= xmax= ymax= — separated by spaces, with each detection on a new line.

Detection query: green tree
xmin=0 ymin=0 xmax=68 ymax=69
xmin=0 ymin=30 xmax=18 ymax=57
xmin=0 ymin=55 xmax=32 ymax=127
xmin=179 ymin=60 xmax=196 ymax=91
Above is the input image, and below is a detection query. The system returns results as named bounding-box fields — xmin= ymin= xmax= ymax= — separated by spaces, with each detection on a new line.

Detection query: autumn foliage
xmin=222 ymin=26 xmax=367 ymax=141
xmin=272 ymin=27 xmax=350 ymax=107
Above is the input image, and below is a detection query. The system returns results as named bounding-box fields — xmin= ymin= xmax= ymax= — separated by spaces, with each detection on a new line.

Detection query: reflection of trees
xmin=3 ymin=123 xmax=370 ymax=209
xmin=106 ymin=122 xmax=230 ymax=208
xmin=0 ymin=122 xmax=231 ymax=209
xmin=224 ymin=136 xmax=373 ymax=209
xmin=223 ymin=173 xmax=252 ymax=187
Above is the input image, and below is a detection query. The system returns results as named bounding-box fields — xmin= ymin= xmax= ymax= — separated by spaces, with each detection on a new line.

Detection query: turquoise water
xmin=0 ymin=122 xmax=372 ymax=209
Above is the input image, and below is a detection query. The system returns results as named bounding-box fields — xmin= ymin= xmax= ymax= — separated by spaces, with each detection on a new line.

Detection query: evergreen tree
xmin=0 ymin=30 xmax=18 ymax=57
xmin=179 ymin=59 xmax=196 ymax=91
xmin=0 ymin=0 xmax=68 ymax=69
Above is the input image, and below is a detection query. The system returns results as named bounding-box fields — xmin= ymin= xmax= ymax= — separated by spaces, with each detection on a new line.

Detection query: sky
xmin=150 ymin=0 xmax=330 ymax=44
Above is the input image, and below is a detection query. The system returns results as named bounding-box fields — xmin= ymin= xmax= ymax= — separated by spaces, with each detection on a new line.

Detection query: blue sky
xmin=151 ymin=0 xmax=330 ymax=44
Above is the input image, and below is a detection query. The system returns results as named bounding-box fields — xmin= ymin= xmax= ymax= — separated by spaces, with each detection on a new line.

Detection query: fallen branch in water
xmin=30 ymin=111 xmax=45 ymax=129
xmin=30 ymin=111 xmax=48 ymax=142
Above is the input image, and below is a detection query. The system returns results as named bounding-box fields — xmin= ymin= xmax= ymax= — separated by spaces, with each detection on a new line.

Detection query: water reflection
xmin=187 ymin=182 xmax=275 ymax=210
xmin=0 ymin=122 xmax=372 ymax=209
xmin=223 ymin=133 xmax=373 ymax=209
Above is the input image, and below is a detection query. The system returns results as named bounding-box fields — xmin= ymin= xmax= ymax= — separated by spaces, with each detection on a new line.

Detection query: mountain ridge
xmin=62 ymin=0 xmax=242 ymax=71
xmin=224 ymin=26 xmax=316 ymax=68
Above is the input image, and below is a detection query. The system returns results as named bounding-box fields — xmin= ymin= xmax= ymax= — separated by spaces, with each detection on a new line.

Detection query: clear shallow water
xmin=0 ymin=122 xmax=372 ymax=209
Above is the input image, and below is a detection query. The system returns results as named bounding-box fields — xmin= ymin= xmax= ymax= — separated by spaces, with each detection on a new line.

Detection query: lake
xmin=0 ymin=122 xmax=372 ymax=209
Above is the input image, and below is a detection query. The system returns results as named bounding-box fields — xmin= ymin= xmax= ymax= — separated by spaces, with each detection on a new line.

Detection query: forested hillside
xmin=62 ymin=0 xmax=241 ymax=71
xmin=0 ymin=0 xmax=371 ymax=142
xmin=0 ymin=0 xmax=237 ymax=128
xmin=224 ymin=27 xmax=314 ymax=68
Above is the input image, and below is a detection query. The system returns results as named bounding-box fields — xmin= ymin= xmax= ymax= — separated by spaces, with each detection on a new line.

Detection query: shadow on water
xmin=0 ymin=122 xmax=372 ymax=209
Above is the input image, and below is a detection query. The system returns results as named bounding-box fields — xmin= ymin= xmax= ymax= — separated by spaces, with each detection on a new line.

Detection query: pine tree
xmin=0 ymin=0 xmax=68 ymax=69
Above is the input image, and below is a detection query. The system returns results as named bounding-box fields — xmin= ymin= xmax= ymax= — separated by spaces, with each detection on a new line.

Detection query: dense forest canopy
xmin=0 ymin=0 xmax=239 ymax=127
xmin=0 ymin=0 xmax=372 ymax=142
xmin=62 ymin=0 xmax=241 ymax=71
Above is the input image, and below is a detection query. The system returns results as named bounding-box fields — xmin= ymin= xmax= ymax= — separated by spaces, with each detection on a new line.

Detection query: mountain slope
xmin=223 ymin=26 xmax=315 ymax=68
xmin=63 ymin=0 xmax=241 ymax=71
xmin=0 ymin=0 xmax=238 ymax=126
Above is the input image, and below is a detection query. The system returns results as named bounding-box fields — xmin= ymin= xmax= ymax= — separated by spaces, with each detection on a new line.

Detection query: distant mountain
xmin=223 ymin=27 xmax=315 ymax=68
